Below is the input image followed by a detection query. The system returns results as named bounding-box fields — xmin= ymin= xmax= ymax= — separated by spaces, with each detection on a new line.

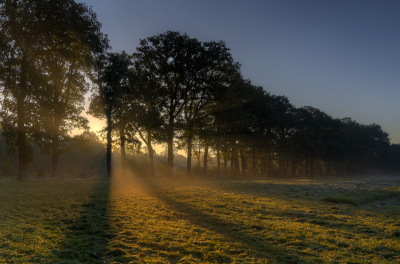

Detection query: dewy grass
xmin=320 ymin=196 xmax=359 ymax=205
xmin=0 ymin=177 xmax=399 ymax=263
xmin=321 ymin=186 xmax=400 ymax=206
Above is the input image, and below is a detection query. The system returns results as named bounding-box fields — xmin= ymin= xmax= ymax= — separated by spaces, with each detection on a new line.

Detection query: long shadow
xmin=192 ymin=180 xmax=400 ymax=246
xmin=205 ymin=179 xmax=400 ymax=210
xmin=205 ymin=180 xmax=400 ymax=226
xmin=55 ymin=179 xmax=113 ymax=264
xmin=140 ymin=179 xmax=313 ymax=263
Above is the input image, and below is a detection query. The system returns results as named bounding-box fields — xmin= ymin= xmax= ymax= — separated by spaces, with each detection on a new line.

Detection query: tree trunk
xmin=186 ymin=133 xmax=193 ymax=176
xmin=17 ymin=54 xmax=28 ymax=181
xmin=268 ymin=153 xmax=272 ymax=176
xmin=216 ymin=147 xmax=220 ymax=177
xmin=230 ymin=147 xmax=234 ymax=172
xmin=223 ymin=152 xmax=228 ymax=174
xmin=292 ymin=159 xmax=297 ymax=177
xmin=318 ymin=161 xmax=324 ymax=176
xmin=240 ymin=149 xmax=246 ymax=177
xmin=326 ymin=163 xmax=331 ymax=176
xmin=203 ymin=144 xmax=208 ymax=177
xmin=197 ymin=143 xmax=201 ymax=166
xmin=310 ymin=157 xmax=314 ymax=178
xmin=260 ymin=157 xmax=265 ymax=177
xmin=304 ymin=159 xmax=308 ymax=178
xmin=51 ymin=76 xmax=62 ymax=179
xmin=282 ymin=157 xmax=286 ymax=177
xmin=282 ymin=158 xmax=285 ymax=176
xmin=119 ymin=125 xmax=126 ymax=175
xmin=285 ymin=159 xmax=289 ymax=177
xmin=147 ymin=128 xmax=155 ymax=178
xmin=106 ymin=113 xmax=112 ymax=178
xmin=16 ymin=95 xmax=28 ymax=181
xmin=252 ymin=148 xmax=257 ymax=177
xmin=167 ymin=116 xmax=174 ymax=177
xmin=234 ymin=147 xmax=240 ymax=175
xmin=51 ymin=128 xmax=59 ymax=178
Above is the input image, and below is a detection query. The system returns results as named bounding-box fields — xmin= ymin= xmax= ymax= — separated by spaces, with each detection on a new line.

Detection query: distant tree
xmin=237 ymin=88 xmax=276 ymax=177
xmin=293 ymin=106 xmax=334 ymax=177
xmin=210 ymin=77 xmax=247 ymax=176
xmin=389 ymin=144 xmax=400 ymax=173
xmin=181 ymin=40 xmax=237 ymax=176
xmin=340 ymin=118 xmax=390 ymax=175
xmin=210 ymin=77 xmax=265 ymax=177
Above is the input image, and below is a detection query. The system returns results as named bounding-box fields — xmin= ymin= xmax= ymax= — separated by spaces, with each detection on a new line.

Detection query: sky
xmin=77 ymin=0 xmax=400 ymax=144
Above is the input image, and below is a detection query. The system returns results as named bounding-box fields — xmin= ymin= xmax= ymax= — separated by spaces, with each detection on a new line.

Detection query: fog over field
xmin=1 ymin=1 xmax=400 ymax=263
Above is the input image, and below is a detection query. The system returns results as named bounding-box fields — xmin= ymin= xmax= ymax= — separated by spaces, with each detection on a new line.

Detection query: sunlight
xmin=1 ymin=0 xmax=400 ymax=262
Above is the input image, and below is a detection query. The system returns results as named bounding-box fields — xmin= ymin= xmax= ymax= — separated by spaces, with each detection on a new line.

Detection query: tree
xmin=340 ymin=118 xmax=390 ymax=175
xmin=134 ymin=31 xmax=237 ymax=177
xmin=89 ymin=52 xmax=133 ymax=177
xmin=0 ymin=0 xmax=106 ymax=180
xmin=37 ymin=55 xmax=89 ymax=178
xmin=0 ymin=0 xmax=42 ymax=180
xmin=293 ymin=106 xmax=334 ymax=177
xmin=211 ymin=77 xmax=273 ymax=177
xmin=182 ymin=40 xmax=237 ymax=176
xmin=127 ymin=67 xmax=164 ymax=178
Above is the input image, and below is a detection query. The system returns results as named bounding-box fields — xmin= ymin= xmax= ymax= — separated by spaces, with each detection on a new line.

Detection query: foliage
xmin=133 ymin=31 xmax=238 ymax=177
xmin=89 ymin=51 xmax=135 ymax=176
xmin=0 ymin=0 xmax=107 ymax=179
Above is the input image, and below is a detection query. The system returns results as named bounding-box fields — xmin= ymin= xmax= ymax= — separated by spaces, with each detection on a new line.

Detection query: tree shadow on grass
xmin=55 ymin=179 xmax=114 ymax=264
xmin=205 ymin=180 xmax=400 ymax=212
xmin=205 ymin=180 xmax=400 ymax=239
xmin=140 ymin=180 xmax=314 ymax=263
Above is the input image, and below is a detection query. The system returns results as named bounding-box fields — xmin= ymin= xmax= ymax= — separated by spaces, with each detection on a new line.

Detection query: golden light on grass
xmin=0 ymin=178 xmax=399 ymax=263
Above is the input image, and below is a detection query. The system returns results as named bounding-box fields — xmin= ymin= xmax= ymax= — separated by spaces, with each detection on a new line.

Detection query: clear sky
xmin=77 ymin=0 xmax=400 ymax=144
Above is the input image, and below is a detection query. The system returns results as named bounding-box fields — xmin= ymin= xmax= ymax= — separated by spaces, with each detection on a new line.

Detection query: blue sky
xmin=79 ymin=0 xmax=400 ymax=144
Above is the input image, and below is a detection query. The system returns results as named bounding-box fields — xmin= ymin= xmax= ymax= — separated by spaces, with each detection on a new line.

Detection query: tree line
xmin=1 ymin=0 xmax=399 ymax=180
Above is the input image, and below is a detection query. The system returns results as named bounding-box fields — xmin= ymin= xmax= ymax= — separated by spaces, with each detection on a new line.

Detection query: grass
xmin=0 ymin=176 xmax=400 ymax=263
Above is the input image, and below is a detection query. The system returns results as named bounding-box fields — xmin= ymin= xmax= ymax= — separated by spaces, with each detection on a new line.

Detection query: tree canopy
xmin=0 ymin=0 xmax=107 ymax=180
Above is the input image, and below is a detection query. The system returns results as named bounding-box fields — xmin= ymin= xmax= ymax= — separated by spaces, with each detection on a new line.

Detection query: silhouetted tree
xmin=134 ymin=31 xmax=237 ymax=177
xmin=340 ymin=118 xmax=390 ymax=175
xmin=126 ymin=67 xmax=164 ymax=178
xmin=89 ymin=52 xmax=133 ymax=177
xmin=0 ymin=0 xmax=105 ymax=180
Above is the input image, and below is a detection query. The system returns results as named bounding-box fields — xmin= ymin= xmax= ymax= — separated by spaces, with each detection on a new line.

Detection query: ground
xmin=0 ymin=176 xmax=399 ymax=263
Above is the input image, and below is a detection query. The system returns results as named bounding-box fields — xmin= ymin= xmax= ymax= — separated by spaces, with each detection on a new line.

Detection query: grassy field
xmin=0 ymin=176 xmax=400 ymax=263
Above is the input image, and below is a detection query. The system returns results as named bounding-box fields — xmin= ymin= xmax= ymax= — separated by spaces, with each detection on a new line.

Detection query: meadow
xmin=0 ymin=176 xmax=399 ymax=263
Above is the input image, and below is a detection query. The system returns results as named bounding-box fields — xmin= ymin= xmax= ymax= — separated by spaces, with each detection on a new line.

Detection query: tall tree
xmin=182 ymin=40 xmax=237 ymax=176
xmin=89 ymin=52 xmax=132 ymax=177
xmin=134 ymin=31 xmax=236 ymax=177
xmin=0 ymin=0 xmax=42 ymax=180
xmin=0 ymin=0 xmax=105 ymax=180
xmin=127 ymin=67 xmax=164 ymax=178
xmin=37 ymin=57 xmax=90 ymax=178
